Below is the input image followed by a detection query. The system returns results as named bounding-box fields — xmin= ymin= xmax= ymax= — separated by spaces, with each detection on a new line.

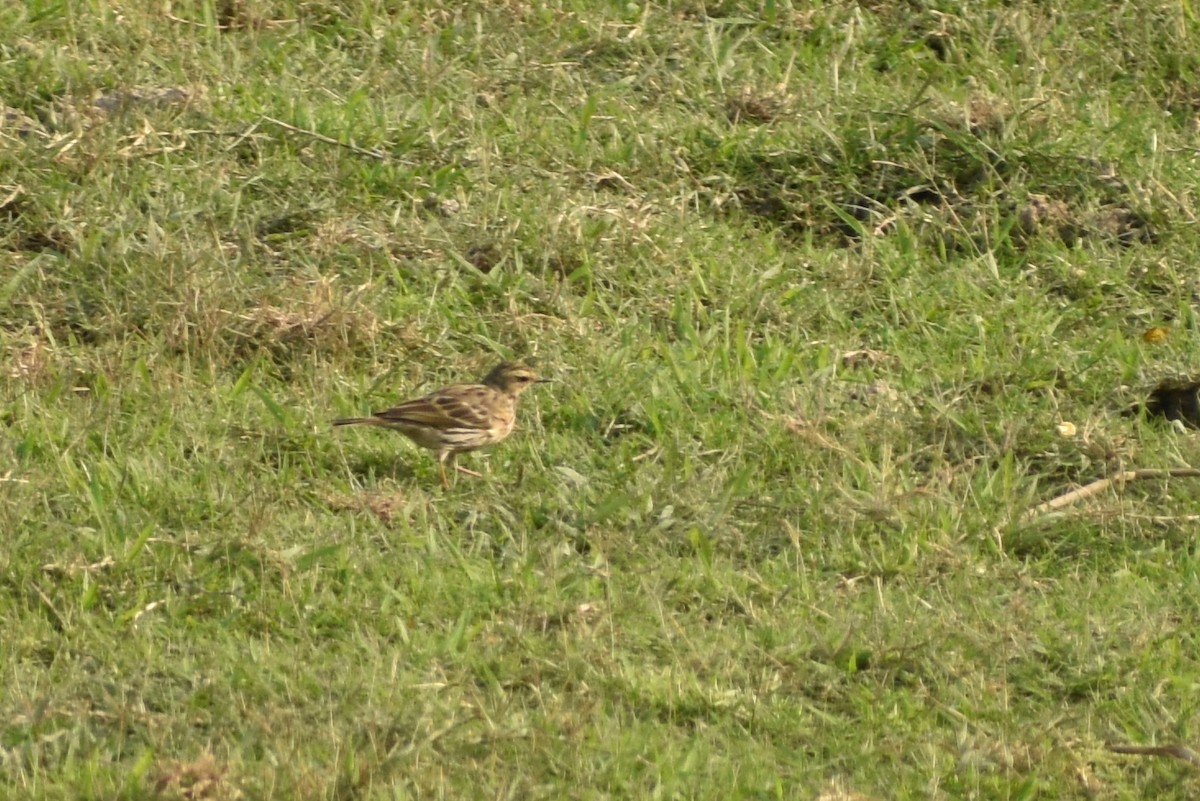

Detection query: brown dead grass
xmin=322 ymin=489 xmax=407 ymax=524
xmin=726 ymin=86 xmax=789 ymax=124
xmin=151 ymin=754 xmax=242 ymax=801
xmin=163 ymin=275 xmax=391 ymax=360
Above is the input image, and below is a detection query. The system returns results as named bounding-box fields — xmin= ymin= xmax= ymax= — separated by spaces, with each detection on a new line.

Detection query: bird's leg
xmin=438 ymin=452 xmax=451 ymax=489
xmin=445 ymin=450 xmax=482 ymax=479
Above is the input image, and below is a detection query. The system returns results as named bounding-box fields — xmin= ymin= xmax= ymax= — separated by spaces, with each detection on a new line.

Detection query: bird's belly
xmin=395 ymin=423 xmax=506 ymax=452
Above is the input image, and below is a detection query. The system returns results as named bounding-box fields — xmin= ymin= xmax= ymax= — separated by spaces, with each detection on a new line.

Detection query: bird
xmin=333 ymin=362 xmax=549 ymax=488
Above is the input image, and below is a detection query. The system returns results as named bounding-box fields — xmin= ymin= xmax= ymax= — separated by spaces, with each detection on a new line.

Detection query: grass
xmin=3 ymin=0 xmax=1200 ymax=798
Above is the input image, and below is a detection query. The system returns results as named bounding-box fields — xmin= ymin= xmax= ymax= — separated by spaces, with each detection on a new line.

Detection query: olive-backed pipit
xmin=333 ymin=362 xmax=548 ymax=487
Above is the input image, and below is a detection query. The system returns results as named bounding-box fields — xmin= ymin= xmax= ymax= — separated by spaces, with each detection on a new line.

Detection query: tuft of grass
xmin=4 ymin=1 xmax=1200 ymax=798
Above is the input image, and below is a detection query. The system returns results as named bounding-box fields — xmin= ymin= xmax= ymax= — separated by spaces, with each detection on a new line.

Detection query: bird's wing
xmin=373 ymin=386 xmax=493 ymax=430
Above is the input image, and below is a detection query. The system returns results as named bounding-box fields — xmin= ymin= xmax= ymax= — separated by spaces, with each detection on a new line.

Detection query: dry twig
xmin=1108 ymin=742 xmax=1200 ymax=769
xmin=260 ymin=115 xmax=389 ymax=161
xmin=1024 ymin=468 xmax=1200 ymax=521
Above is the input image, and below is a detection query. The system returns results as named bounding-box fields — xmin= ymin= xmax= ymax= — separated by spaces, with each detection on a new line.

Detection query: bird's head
xmin=483 ymin=362 xmax=550 ymax=395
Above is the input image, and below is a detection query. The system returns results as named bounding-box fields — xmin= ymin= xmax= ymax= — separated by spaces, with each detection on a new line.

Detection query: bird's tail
xmin=332 ymin=417 xmax=373 ymax=427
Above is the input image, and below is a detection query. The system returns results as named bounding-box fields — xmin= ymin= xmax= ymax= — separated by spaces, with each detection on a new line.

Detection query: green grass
xmin=4 ymin=0 xmax=1200 ymax=798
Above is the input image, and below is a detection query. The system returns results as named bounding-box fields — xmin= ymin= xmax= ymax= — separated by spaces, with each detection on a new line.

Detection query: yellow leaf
xmin=1142 ymin=326 xmax=1169 ymax=344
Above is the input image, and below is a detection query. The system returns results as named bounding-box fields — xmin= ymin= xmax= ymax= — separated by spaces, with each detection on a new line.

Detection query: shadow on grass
xmin=344 ymin=452 xmax=420 ymax=483
xmin=231 ymin=426 xmax=422 ymax=484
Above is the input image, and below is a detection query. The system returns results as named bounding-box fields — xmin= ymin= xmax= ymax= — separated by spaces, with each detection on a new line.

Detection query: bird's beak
xmin=536 ymin=377 xmax=556 ymax=384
